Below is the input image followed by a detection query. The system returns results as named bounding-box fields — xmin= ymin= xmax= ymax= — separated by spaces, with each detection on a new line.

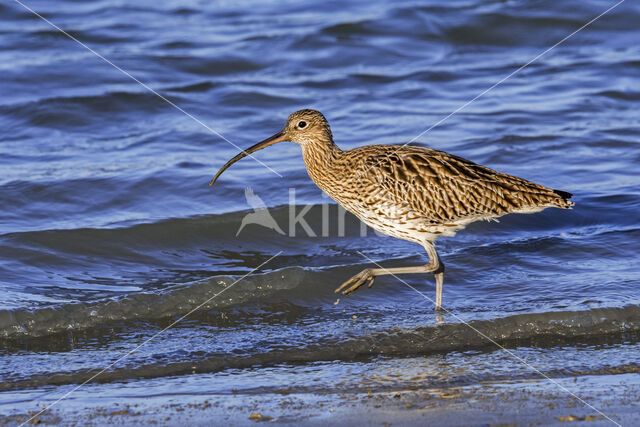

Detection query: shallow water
xmin=1 ymin=0 xmax=639 ymax=422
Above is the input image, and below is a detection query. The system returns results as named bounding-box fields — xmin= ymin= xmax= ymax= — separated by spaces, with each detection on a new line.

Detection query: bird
xmin=236 ymin=187 xmax=285 ymax=236
xmin=209 ymin=109 xmax=573 ymax=310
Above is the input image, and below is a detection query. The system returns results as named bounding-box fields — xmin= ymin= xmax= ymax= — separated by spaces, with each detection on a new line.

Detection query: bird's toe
xmin=336 ymin=270 xmax=375 ymax=296
xmin=334 ymin=275 xmax=357 ymax=294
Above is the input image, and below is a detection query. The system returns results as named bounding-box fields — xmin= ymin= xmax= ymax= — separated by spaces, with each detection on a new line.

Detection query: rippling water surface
xmin=1 ymin=0 xmax=639 ymax=423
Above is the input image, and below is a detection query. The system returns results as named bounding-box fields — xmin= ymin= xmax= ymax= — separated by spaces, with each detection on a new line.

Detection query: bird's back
xmin=323 ymin=144 xmax=573 ymax=241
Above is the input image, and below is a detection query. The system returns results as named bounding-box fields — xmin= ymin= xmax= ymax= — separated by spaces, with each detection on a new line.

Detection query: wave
xmin=0 ymin=90 xmax=181 ymax=129
xmin=1 ymin=197 xmax=636 ymax=305
xmin=0 ymin=267 xmax=306 ymax=338
xmin=317 ymin=6 xmax=612 ymax=48
xmin=595 ymin=90 xmax=640 ymax=101
xmin=3 ymin=191 xmax=636 ymax=252
xmin=148 ymin=55 xmax=264 ymax=76
xmin=3 ymin=305 xmax=639 ymax=390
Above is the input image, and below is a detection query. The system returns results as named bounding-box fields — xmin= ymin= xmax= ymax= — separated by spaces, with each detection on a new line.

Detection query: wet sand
xmin=4 ymin=373 xmax=637 ymax=426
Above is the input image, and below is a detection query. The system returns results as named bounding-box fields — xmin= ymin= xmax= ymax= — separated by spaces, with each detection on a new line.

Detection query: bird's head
xmin=282 ymin=109 xmax=333 ymax=147
xmin=209 ymin=109 xmax=333 ymax=187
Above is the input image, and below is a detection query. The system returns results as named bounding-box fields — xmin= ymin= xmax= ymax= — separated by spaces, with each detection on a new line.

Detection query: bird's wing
xmin=360 ymin=146 xmax=571 ymax=224
xmin=245 ymin=187 xmax=268 ymax=210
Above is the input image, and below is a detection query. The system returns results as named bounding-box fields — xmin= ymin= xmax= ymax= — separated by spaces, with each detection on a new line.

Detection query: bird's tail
xmin=552 ymin=189 xmax=575 ymax=208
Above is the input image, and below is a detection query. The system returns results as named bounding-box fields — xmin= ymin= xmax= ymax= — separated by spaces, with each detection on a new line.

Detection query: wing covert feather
xmin=357 ymin=146 xmax=570 ymax=223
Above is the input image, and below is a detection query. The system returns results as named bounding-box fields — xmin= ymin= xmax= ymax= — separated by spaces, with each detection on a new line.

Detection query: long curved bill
xmin=209 ymin=131 xmax=287 ymax=187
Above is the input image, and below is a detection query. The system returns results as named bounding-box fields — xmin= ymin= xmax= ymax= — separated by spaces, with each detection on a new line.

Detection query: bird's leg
xmin=334 ymin=264 xmax=438 ymax=295
xmin=434 ymin=270 xmax=444 ymax=312
xmin=335 ymin=242 xmax=445 ymax=310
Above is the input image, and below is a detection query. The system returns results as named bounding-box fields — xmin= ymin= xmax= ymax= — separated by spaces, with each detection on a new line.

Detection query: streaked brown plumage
xmin=210 ymin=109 xmax=573 ymax=310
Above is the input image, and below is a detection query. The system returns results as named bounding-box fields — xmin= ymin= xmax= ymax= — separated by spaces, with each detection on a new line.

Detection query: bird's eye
xmin=297 ymin=120 xmax=307 ymax=129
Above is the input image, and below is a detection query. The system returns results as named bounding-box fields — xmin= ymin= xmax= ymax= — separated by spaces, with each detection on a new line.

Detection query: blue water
xmin=1 ymin=0 xmax=639 ymax=423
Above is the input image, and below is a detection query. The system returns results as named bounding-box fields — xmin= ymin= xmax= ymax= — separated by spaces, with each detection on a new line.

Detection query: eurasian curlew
xmin=209 ymin=109 xmax=573 ymax=310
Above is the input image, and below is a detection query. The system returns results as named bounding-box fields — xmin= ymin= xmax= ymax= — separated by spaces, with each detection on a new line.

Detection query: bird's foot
xmin=334 ymin=269 xmax=375 ymax=296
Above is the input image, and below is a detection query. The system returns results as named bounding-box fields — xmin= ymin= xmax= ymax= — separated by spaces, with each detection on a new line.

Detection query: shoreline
xmin=3 ymin=373 xmax=637 ymax=426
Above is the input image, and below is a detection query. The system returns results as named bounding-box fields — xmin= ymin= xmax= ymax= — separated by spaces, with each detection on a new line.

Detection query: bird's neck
xmin=301 ymin=138 xmax=343 ymax=187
